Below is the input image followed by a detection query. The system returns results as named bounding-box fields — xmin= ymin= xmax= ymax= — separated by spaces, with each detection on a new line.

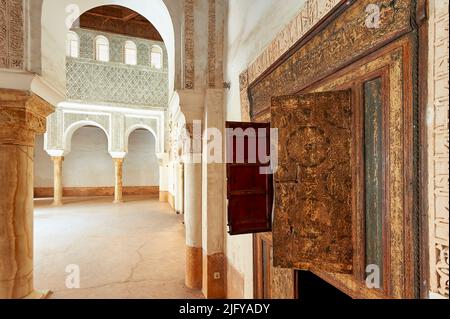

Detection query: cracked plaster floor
xmin=34 ymin=196 xmax=203 ymax=299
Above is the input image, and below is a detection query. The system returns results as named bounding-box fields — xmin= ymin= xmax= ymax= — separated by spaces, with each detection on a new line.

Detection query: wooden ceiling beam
xmin=83 ymin=12 xmax=125 ymax=21
xmin=123 ymin=12 xmax=140 ymax=22
xmin=79 ymin=5 xmax=163 ymax=42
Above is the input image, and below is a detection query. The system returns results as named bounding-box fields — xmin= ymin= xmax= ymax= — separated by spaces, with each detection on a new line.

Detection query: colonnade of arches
xmin=38 ymin=123 xmax=160 ymax=205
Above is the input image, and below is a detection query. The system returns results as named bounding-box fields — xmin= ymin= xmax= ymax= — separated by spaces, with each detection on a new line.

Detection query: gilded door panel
xmin=272 ymin=91 xmax=353 ymax=273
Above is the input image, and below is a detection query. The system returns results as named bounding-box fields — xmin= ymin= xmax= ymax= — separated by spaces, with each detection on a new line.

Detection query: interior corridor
xmin=33 ymin=196 xmax=203 ymax=299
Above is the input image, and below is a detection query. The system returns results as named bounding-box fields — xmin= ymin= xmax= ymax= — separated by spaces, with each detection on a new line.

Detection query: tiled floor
xmin=34 ymin=196 xmax=203 ymax=299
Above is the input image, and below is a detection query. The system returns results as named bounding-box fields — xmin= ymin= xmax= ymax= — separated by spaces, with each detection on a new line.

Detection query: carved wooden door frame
xmin=249 ymin=0 xmax=429 ymax=297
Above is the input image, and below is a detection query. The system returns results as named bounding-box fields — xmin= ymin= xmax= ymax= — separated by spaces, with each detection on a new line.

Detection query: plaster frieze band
xmin=208 ymin=0 xmax=216 ymax=89
xmin=184 ymin=0 xmax=195 ymax=89
xmin=0 ymin=0 xmax=24 ymax=70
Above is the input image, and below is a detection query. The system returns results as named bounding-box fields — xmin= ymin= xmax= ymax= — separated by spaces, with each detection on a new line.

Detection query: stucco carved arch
xmin=63 ymin=120 xmax=111 ymax=155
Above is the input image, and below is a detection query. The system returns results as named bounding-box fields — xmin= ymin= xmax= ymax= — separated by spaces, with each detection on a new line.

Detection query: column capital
xmin=51 ymin=156 xmax=64 ymax=162
xmin=0 ymin=89 xmax=55 ymax=146
xmin=47 ymin=149 xmax=65 ymax=157
xmin=113 ymin=157 xmax=124 ymax=164
xmin=156 ymin=152 xmax=169 ymax=160
xmin=110 ymin=151 xmax=127 ymax=159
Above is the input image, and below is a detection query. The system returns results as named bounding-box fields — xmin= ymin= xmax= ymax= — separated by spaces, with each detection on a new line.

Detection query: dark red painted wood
xmin=226 ymin=122 xmax=274 ymax=235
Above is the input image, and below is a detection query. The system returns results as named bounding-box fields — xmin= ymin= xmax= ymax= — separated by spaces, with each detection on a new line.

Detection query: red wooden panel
xmin=226 ymin=122 xmax=273 ymax=235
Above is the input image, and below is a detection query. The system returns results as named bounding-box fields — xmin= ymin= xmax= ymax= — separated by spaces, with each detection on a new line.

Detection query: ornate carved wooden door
xmin=271 ymin=91 xmax=353 ymax=274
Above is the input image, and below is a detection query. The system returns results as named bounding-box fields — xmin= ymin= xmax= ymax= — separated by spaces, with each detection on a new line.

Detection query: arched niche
xmin=123 ymin=129 xmax=160 ymax=187
xmin=41 ymin=0 xmax=179 ymax=97
xmin=124 ymin=124 xmax=159 ymax=154
xmin=63 ymin=120 xmax=111 ymax=154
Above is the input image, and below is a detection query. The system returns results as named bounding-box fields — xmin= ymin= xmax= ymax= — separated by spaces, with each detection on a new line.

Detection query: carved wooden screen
xmin=226 ymin=122 xmax=274 ymax=235
xmin=271 ymin=91 xmax=353 ymax=274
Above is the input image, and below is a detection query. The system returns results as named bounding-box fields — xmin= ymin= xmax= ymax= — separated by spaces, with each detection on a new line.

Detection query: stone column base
xmin=24 ymin=290 xmax=52 ymax=299
xmin=202 ymin=252 xmax=226 ymax=299
xmin=159 ymin=191 xmax=168 ymax=202
xmin=186 ymin=246 xmax=202 ymax=290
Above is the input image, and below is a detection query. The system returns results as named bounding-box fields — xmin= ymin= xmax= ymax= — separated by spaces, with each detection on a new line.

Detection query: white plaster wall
xmin=34 ymin=134 xmax=53 ymax=187
xmin=63 ymin=127 xmax=114 ymax=187
xmin=159 ymin=165 xmax=169 ymax=192
xmin=166 ymin=161 xmax=176 ymax=197
xmin=223 ymin=0 xmax=307 ymax=299
xmin=123 ymin=130 xmax=159 ymax=187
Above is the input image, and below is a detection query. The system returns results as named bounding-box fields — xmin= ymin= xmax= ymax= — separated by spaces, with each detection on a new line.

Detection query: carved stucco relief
xmin=67 ymin=29 xmax=168 ymax=108
xmin=208 ymin=0 xmax=216 ymax=89
xmin=428 ymin=0 xmax=449 ymax=299
xmin=249 ymin=0 xmax=411 ymax=116
xmin=184 ymin=0 xmax=195 ymax=89
xmin=45 ymin=108 xmax=162 ymax=157
xmin=0 ymin=0 xmax=24 ymax=69
xmin=239 ymin=0 xmax=341 ymax=121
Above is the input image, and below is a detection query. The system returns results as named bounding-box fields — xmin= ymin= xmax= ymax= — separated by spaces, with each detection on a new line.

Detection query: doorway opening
xmin=296 ymin=271 xmax=352 ymax=301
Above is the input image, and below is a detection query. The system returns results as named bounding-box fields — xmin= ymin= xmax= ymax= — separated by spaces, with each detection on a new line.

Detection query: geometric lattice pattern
xmin=67 ymin=59 xmax=168 ymax=107
xmin=67 ymin=28 xmax=168 ymax=108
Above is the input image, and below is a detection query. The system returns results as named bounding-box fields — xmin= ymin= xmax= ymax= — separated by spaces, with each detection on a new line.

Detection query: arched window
xmin=66 ymin=32 xmax=79 ymax=58
xmin=124 ymin=41 xmax=137 ymax=65
xmin=95 ymin=36 xmax=109 ymax=62
xmin=150 ymin=45 xmax=163 ymax=69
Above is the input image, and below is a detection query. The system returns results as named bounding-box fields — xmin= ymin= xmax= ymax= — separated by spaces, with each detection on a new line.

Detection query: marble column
xmin=52 ymin=156 xmax=64 ymax=206
xmin=202 ymin=89 xmax=226 ymax=299
xmin=184 ymin=153 xmax=203 ymax=289
xmin=113 ymin=158 xmax=124 ymax=203
xmin=0 ymin=88 xmax=54 ymax=299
